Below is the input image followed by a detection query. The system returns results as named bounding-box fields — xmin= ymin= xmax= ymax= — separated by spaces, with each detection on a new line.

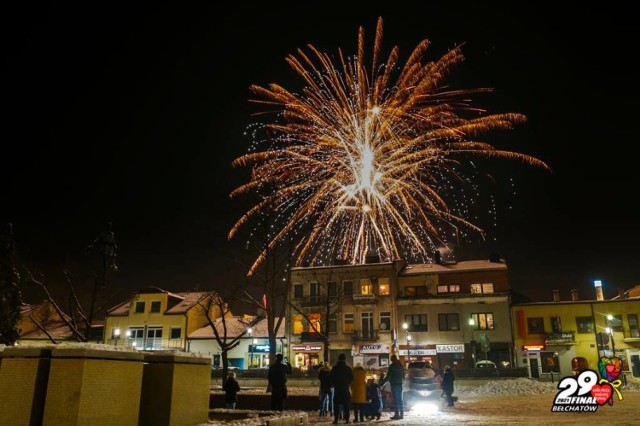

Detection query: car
xmin=475 ymin=360 xmax=497 ymax=369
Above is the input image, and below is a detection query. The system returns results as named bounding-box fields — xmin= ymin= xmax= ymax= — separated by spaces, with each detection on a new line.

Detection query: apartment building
xmin=286 ymin=256 xmax=513 ymax=370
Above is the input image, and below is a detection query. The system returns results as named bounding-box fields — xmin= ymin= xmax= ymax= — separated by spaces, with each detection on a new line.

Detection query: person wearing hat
xmin=387 ymin=354 xmax=405 ymax=420
xmin=268 ymin=353 xmax=292 ymax=411
xmin=330 ymin=353 xmax=353 ymax=424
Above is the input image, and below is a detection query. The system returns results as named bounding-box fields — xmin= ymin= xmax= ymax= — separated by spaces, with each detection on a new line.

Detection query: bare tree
xmin=0 ymin=223 xmax=23 ymax=345
xmin=194 ymin=290 xmax=264 ymax=384
xmin=289 ymin=268 xmax=348 ymax=362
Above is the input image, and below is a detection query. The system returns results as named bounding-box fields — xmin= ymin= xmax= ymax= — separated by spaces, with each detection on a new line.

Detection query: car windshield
xmin=408 ymin=361 xmax=427 ymax=369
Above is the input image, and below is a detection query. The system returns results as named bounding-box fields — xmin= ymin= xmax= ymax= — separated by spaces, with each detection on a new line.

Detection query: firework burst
xmin=230 ymin=17 xmax=548 ymax=275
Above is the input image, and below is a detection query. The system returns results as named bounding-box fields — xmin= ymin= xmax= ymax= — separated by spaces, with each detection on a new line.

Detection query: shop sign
xmin=291 ymin=345 xmax=322 ymax=352
xmin=398 ymin=348 xmax=437 ymax=356
xmin=523 ymin=344 xmax=545 ymax=351
xmin=250 ymin=344 xmax=270 ymax=352
xmin=359 ymin=344 xmax=391 ymax=354
xmin=436 ymin=344 xmax=464 ymax=353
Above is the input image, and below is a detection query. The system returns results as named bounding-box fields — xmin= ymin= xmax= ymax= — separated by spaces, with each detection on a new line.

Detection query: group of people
xmin=222 ymin=352 xmax=456 ymax=419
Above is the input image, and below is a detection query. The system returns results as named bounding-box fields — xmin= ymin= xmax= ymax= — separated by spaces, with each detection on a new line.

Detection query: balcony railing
xmin=300 ymin=296 xmax=327 ymax=306
xmin=352 ymin=330 xmax=379 ymax=341
xmin=106 ymin=337 xmax=185 ymax=351
xmin=300 ymin=332 xmax=323 ymax=342
xmin=545 ymin=331 xmax=576 ymax=345
xmin=352 ymin=294 xmax=376 ymax=304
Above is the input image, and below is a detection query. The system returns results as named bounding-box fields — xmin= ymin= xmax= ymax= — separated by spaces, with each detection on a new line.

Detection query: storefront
xmin=353 ymin=343 xmax=391 ymax=369
xmin=291 ymin=344 xmax=322 ymax=370
xmin=248 ymin=343 xmax=271 ymax=368
xmin=398 ymin=346 xmax=437 ymax=366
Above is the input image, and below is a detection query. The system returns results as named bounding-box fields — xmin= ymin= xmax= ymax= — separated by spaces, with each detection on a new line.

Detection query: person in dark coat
xmin=442 ymin=365 xmax=455 ymax=407
xmin=330 ymin=353 xmax=353 ymax=424
xmin=365 ymin=377 xmax=383 ymax=420
xmin=268 ymin=353 xmax=292 ymax=411
xmin=318 ymin=361 xmax=334 ymax=416
xmin=223 ymin=371 xmax=241 ymax=409
xmin=386 ymin=354 xmax=405 ymax=420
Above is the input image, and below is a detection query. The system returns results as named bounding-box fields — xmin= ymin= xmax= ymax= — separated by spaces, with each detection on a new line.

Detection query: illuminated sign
xmin=249 ymin=344 xmax=270 ymax=353
xmin=398 ymin=349 xmax=437 ymax=356
xmin=291 ymin=345 xmax=322 ymax=352
xmin=523 ymin=345 xmax=545 ymax=351
xmin=436 ymin=344 xmax=464 ymax=353
xmin=359 ymin=344 xmax=391 ymax=354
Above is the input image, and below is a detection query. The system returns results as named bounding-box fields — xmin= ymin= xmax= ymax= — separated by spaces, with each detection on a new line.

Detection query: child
xmin=223 ymin=371 xmax=241 ymax=409
xmin=365 ymin=378 xmax=383 ymax=420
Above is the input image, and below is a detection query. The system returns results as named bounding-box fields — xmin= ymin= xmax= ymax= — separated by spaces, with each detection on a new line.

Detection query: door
xmin=530 ymin=358 xmax=540 ymax=378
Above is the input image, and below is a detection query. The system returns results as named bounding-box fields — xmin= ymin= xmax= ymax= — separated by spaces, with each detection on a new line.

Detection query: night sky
xmin=2 ymin=3 xmax=638 ymax=304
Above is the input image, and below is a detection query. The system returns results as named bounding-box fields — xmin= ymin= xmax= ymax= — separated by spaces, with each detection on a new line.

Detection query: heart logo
xmin=591 ymin=384 xmax=613 ymax=405
xmin=606 ymin=364 xmax=615 ymax=376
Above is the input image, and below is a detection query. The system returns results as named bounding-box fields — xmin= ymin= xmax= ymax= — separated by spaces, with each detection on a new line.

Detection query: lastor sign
xmin=436 ymin=344 xmax=465 ymax=353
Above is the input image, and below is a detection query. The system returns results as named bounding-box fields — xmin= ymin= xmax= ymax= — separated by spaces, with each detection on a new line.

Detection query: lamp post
xmin=247 ymin=327 xmax=253 ymax=369
xmin=606 ymin=315 xmax=616 ymax=357
xmin=469 ymin=318 xmax=477 ymax=368
xmin=402 ymin=322 xmax=410 ymax=360
xmin=113 ymin=327 xmax=120 ymax=346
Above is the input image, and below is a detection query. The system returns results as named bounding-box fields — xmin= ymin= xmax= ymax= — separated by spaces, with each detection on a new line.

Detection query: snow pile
xmin=201 ymin=409 xmax=307 ymax=426
xmin=457 ymin=378 xmax=557 ymax=396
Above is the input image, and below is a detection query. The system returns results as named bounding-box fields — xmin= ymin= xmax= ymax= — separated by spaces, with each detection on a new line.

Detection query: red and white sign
xmin=291 ymin=345 xmax=322 ymax=352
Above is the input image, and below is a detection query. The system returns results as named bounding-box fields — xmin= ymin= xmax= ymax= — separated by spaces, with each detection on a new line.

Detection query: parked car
xmin=475 ymin=360 xmax=497 ymax=369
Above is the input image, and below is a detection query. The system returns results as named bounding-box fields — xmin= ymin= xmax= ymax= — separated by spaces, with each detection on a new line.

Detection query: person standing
xmin=318 ymin=361 xmax=334 ymax=416
xmin=268 ymin=354 xmax=292 ymax=411
xmin=350 ymin=363 xmax=367 ymax=423
xmin=223 ymin=371 xmax=241 ymax=409
xmin=330 ymin=353 xmax=353 ymax=424
xmin=365 ymin=377 xmax=383 ymax=420
xmin=442 ymin=365 xmax=455 ymax=407
xmin=387 ymin=354 xmax=405 ymax=420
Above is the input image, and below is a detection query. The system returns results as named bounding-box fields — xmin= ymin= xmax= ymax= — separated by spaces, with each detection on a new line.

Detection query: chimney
xmin=570 ymin=289 xmax=579 ymax=301
xmin=552 ymin=290 xmax=560 ymax=302
xmin=434 ymin=250 xmax=442 ymax=264
xmin=594 ymin=280 xmax=604 ymax=301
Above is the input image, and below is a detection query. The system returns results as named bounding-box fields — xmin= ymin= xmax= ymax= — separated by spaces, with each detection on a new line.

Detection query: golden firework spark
xmin=230 ymin=17 xmax=548 ymax=275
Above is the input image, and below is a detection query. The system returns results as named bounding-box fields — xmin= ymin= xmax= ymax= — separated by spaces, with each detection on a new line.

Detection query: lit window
xmin=471 ymin=313 xmax=495 ymax=330
xmin=378 ymin=278 xmax=390 ymax=295
xmin=344 ymin=313 xmax=354 ymax=333
xmin=471 ymin=283 xmax=494 ymax=294
xmin=482 ymin=283 xmax=494 ymax=293
xmin=293 ymin=314 xmax=304 ymax=334
xmin=309 ymin=313 xmax=321 ymax=332
xmin=438 ymin=284 xmax=460 ymax=294
xmin=360 ymin=279 xmax=373 ymax=295
xmin=470 ymin=284 xmax=482 ymax=294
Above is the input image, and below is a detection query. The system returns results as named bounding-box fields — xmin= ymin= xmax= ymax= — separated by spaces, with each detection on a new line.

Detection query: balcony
xmin=545 ymin=331 xmax=576 ymax=345
xmin=300 ymin=296 xmax=327 ymax=307
xmin=352 ymin=294 xmax=376 ymax=304
xmin=300 ymin=332 xmax=323 ymax=342
xmin=352 ymin=331 xmax=379 ymax=342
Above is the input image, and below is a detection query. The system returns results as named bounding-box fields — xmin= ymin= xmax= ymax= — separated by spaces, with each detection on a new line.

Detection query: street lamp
xmin=402 ymin=322 xmax=410 ymax=359
xmin=469 ymin=318 xmax=477 ymax=368
xmin=606 ymin=315 xmax=616 ymax=357
xmin=113 ymin=327 xmax=121 ymax=346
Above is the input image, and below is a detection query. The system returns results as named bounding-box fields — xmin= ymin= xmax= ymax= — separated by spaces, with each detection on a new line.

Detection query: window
xmin=129 ymin=327 xmax=144 ymax=348
xmin=150 ymin=301 xmax=161 ymax=313
xmin=361 ymin=312 xmax=374 ymax=339
xmin=343 ymin=280 xmax=354 ymax=296
xmin=438 ymin=313 xmax=460 ymax=331
xmin=470 ymin=283 xmax=494 ymax=294
xmin=576 ymin=316 xmax=594 ymax=334
xmin=293 ymin=314 xmax=304 ymax=334
xmin=608 ymin=314 xmax=623 ymax=332
xmin=170 ymin=327 xmax=181 ymax=340
xmin=471 ymin=313 xmax=495 ymax=330
xmin=404 ymin=314 xmax=427 ymax=332
xmin=135 ymin=301 xmax=145 ymax=313
xmin=293 ymin=284 xmax=303 ymax=299
xmin=628 ymin=314 xmax=639 ymax=338
xmin=526 ymin=317 xmax=544 ymax=334
xmin=360 ymin=279 xmax=373 ymax=295
xmin=437 ymin=284 xmax=460 ymax=294
xmin=310 ymin=282 xmax=320 ymax=303
xmin=146 ymin=327 xmax=162 ymax=349
xmin=328 ymin=314 xmax=337 ymax=333
xmin=550 ymin=316 xmax=562 ymax=333
xmin=404 ymin=286 xmax=427 ymax=297
xmin=309 ymin=313 xmax=321 ymax=332
xmin=328 ymin=281 xmax=337 ymax=297
xmin=344 ymin=313 xmax=354 ymax=333
xmin=378 ymin=278 xmax=390 ymax=295
xmin=379 ymin=311 xmax=391 ymax=331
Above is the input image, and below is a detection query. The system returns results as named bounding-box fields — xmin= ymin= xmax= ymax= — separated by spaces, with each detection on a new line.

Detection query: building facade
xmin=286 ymin=257 xmax=513 ymax=371
xmin=104 ymin=286 xmax=221 ymax=351
xmin=512 ymin=286 xmax=640 ymax=379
